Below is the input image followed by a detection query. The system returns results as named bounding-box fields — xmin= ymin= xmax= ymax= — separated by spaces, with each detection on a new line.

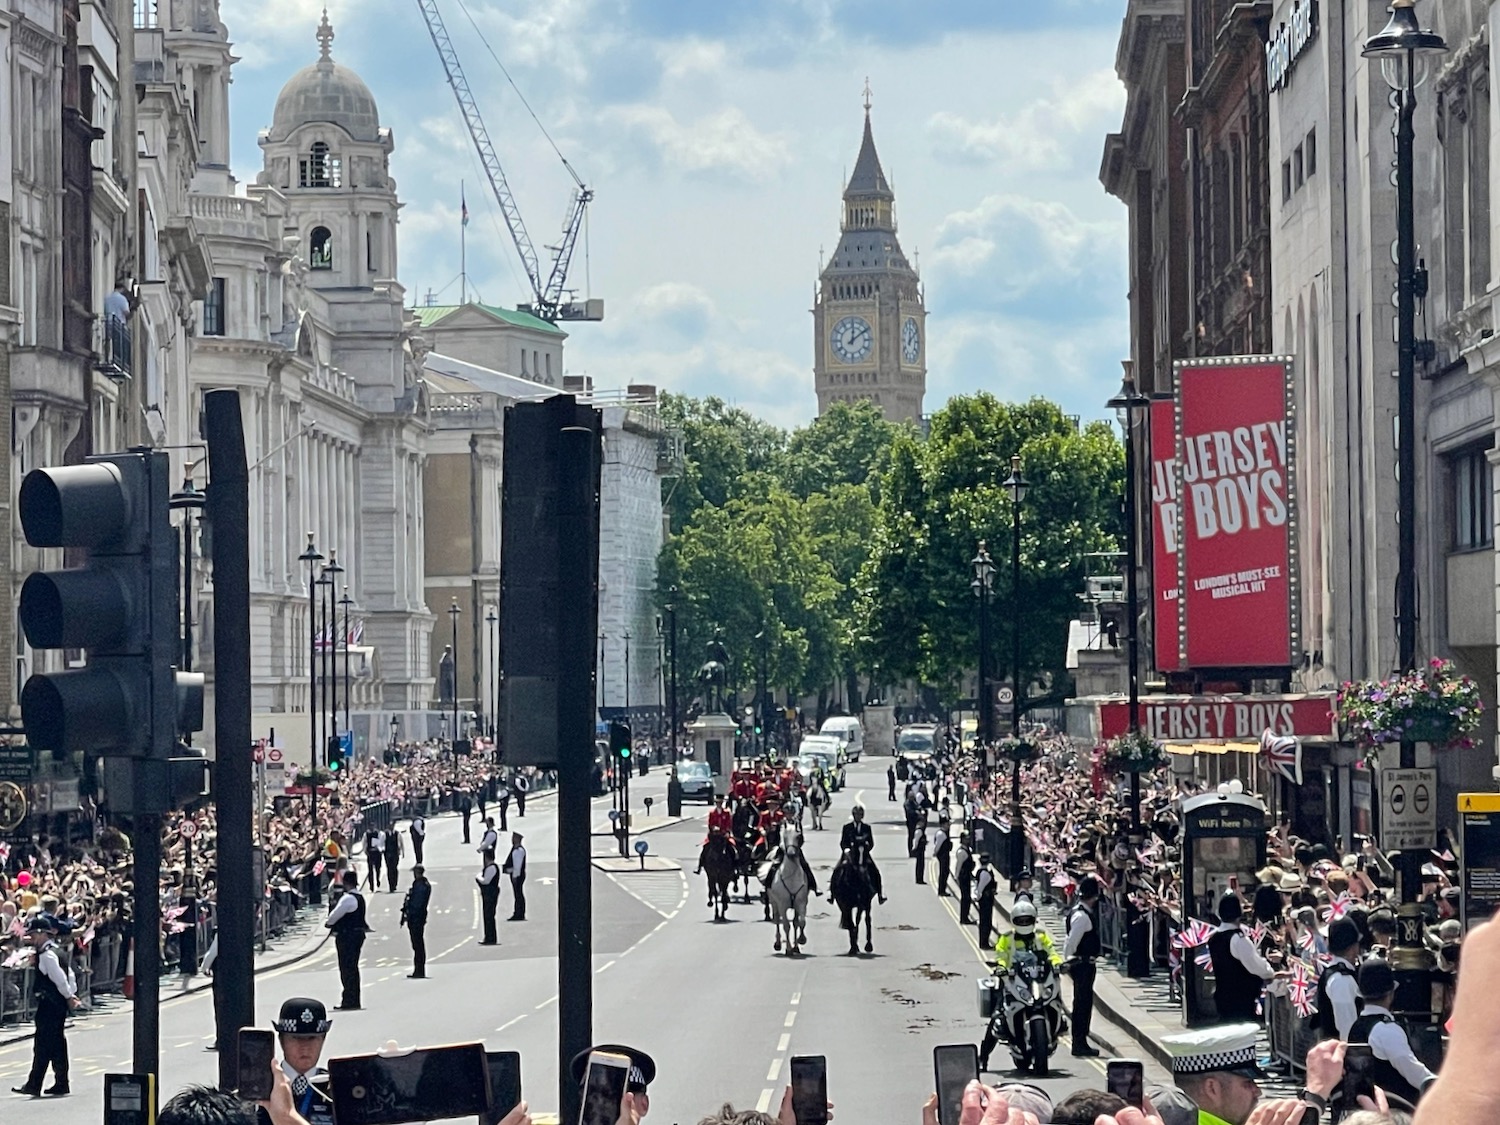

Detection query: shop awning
xmin=1164 ymin=741 xmax=1260 ymax=756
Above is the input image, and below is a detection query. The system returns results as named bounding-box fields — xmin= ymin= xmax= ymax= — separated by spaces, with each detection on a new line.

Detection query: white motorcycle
xmin=976 ymin=949 xmax=1066 ymax=1075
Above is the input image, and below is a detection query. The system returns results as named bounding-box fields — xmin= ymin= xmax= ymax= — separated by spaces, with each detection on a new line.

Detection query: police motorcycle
xmin=976 ymin=918 xmax=1066 ymax=1074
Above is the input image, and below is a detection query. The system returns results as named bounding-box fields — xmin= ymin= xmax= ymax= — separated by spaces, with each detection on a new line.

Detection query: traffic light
xmin=326 ymin=734 xmax=345 ymax=774
xmin=609 ymin=720 xmax=632 ymax=763
xmin=17 ymin=452 xmax=181 ymax=763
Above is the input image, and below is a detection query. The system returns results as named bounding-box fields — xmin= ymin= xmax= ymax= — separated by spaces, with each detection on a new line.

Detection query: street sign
xmin=1380 ymin=767 xmax=1437 ymax=850
xmin=1461 ymin=797 xmax=1500 ymax=932
xmin=268 ymin=747 xmax=283 ymax=764
xmin=179 ymin=818 xmax=198 ymax=839
xmin=252 ymin=741 xmax=264 ymax=764
xmin=996 ymin=685 xmax=1015 ymax=705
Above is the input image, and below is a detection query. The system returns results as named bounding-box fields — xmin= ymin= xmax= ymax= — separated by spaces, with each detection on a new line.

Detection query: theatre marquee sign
xmin=1268 ymin=0 xmax=1318 ymax=93
xmin=1097 ymin=694 xmax=1336 ymax=742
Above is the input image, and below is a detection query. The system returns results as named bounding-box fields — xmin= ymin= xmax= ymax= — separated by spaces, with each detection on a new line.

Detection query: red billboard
xmin=1174 ymin=356 xmax=1298 ymax=668
xmin=1150 ymin=398 xmax=1180 ymax=672
xmin=1097 ymin=693 xmax=1335 ymax=741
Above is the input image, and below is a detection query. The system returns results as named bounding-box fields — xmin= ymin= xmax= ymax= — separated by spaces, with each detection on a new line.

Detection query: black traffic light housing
xmin=326 ymin=733 xmax=345 ymax=774
xmin=609 ymin=720 xmax=632 ymax=763
xmin=18 ymin=451 xmax=203 ymax=810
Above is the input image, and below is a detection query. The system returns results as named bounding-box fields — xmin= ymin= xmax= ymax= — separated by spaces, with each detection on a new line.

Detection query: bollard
xmin=644 ymin=796 xmax=654 ymax=816
xmin=634 ymin=839 xmax=649 ymax=871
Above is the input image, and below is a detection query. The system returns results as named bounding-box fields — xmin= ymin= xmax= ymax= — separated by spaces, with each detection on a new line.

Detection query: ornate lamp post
xmin=1363 ymin=0 xmax=1447 ymax=1017
xmin=623 ymin=631 xmax=632 ymax=717
xmin=486 ymin=606 xmax=498 ymax=742
xmin=1108 ymin=368 xmax=1152 ymax=978
xmin=297 ymin=534 xmax=324 ymax=901
xmin=339 ymin=585 xmax=354 ymax=740
xmin=449 ymin=598 xmax=462 ymax=782
xmin=169 ymin=467 xmax=204 ymax=673
xmin=1003 ymin=457 xmax=1029 ymax=876
xmin=321 ymin=551 xmax=342 ymax=770
xmin=970 ymin=542 xmax=995 ymax=778
xmin=666 ymin=589 xmax=678 ymax=758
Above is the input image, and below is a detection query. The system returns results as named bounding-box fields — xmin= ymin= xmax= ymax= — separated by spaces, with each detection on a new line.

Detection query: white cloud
xmin=596 ymin=105 xmax=793 ymax=181
xmin=926 ymin=70 xmax=1124 ymax=172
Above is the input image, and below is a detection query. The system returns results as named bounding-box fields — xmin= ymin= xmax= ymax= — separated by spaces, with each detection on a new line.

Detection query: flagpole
xmin=460 ymin=180 xmax=467 ymax=305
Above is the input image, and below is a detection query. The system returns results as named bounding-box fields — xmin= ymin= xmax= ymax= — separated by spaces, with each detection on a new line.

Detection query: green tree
xmin=658 ymin=393 xmax=786 ymax=533
xmin=781 ymin=401 xmax=905 ymax=500
xmin=856 ymin=395 xmax=1123 ymax=705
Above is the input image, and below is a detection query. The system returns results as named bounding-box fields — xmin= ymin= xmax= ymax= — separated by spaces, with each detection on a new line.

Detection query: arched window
xmin=299 ymin=142 xmax=342 ymax=188
xmin=310 ymin=227 xmax=333 ymax=270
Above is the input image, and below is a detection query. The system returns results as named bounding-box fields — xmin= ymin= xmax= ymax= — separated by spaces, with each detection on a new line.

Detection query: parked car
xmin=818 ymin=716 xmax=864 ymax=761
xmin=675 ymin=760 xmax=715 ymax=803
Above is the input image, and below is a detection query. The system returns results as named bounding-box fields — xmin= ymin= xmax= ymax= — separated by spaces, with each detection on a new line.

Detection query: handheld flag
xmin=1260 ymin=729 xmax=1303 ymax=786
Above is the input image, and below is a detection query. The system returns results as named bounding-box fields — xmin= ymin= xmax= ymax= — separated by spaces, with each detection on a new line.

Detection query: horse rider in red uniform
xmin=707 ymin=794 xmax=734 ymax=838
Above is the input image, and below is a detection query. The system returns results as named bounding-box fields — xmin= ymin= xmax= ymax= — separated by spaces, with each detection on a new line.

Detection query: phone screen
xmin=1106 ymin=1059 xmax=1144 ymax=1109
xmin=933 ymin=1044 xmax=979 ymax=1125
xmin=328 ymin=1043 xmax=490 ymax=1125
xmin=578 ymin=1053 xmax=630 ymax=1125
xmin=482 ymin=1052 xmax=522 ymax=1125
xmin=236 ymin=1029 xmax=275 ymax=1101
xmin=789 ymin=1056 xmax=827 ymax=1125
xmin=1341 ymin=1044 xmax=1376 ymax=1107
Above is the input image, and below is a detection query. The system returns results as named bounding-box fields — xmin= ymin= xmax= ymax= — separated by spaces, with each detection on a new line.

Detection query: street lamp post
xmin=169 ymin=468 xmax=205 ymax=673
xmin=598 ymin=632 xmax=607 ymax=712
xmin=1003 ymin=457 xmax=1029 ymax=877
xmin=624 ymin=631 xmax=632 ymax=718
xmin=1363 ymin=0 xmax=1447 ymax=1017
xmin=297 ymin=534 xmax=324 ymax=902
xmin=322 ymin=552 xmax=342 ymax=772
xmin=970 ymin=542 xmax=995 ymax=778
xmin=449 ymin=598 xmax=462 ymax=782
xmin=339 ymin=586 xmax=353 ymax=741
xmin=389 ymin=715 xmax=399 ymax=764
xmin=667 ymin=589 xmax=679 ymax=759
xmin=1109 ymin=368 xmax=1152 ymax=978
xmin=486 ymin=607 xmax=498 ymax=742
xmin=655 ymin=615 xmax=665 ymax=742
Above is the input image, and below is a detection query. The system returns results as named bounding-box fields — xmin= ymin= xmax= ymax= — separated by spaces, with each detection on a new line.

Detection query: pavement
xmin=0 ymin=758 xmax=1183 ymax=1124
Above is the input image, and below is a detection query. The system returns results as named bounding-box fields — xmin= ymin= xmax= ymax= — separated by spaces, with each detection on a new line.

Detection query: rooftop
xmin=409 ymin=302 xmax=566 ymax=337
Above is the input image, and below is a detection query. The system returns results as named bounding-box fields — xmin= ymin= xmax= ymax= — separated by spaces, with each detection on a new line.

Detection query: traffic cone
xmin=122 ymin=939 xmax=134 ymax=1000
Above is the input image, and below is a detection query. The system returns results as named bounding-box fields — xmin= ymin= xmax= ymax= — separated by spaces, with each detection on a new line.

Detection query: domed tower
xmin=257 ymin=12 xmax=399 ymax=289
xmin=813 ymin=89 xmax=925 ymax=422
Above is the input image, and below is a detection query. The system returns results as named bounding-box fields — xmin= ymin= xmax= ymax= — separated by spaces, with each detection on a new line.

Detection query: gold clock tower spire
xmin=812 ymin=88 xmax=925 ymax=422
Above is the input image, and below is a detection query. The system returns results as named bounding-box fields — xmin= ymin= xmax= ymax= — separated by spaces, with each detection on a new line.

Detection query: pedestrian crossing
xmin=605 ymin=870 xmax=687 ymax=919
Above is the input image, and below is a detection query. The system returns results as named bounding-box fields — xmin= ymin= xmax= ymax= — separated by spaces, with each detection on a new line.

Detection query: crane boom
xmin=415 ymin=0 xmax=598 ymax=322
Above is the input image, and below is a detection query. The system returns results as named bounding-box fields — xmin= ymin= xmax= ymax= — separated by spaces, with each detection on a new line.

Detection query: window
xmin=1293 ymin=144 xmax=1304 ymax=190
xmin=298 ymin=142 xmax=342 ymax=188
xmin=1305 ymin=128 xmax=1317 ymax=177
xmin=1281 ymin=160 xmax=1292 ymax=204
xmin=203 ymin=277 xmax=226 ymax=336
xmin=1453 ymin=446 xmax=1493 ymax=550
xmin=310 ymin=227 xmax=333 ymax=270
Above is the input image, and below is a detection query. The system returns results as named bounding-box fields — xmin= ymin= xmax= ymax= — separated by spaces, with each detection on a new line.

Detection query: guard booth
xmin=1180 ymin=790 xmax=1267 ymax=1026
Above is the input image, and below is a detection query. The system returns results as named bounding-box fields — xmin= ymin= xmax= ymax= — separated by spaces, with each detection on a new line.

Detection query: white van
xmin=819 ymin=716 xmax=864 ymax=761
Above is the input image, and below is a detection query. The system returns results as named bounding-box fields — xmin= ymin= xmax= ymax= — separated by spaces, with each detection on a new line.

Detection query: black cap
xmin=273 ymin=997 xmax=332 ymax=1036
xmin=1218 ymin=892 xmax=1244 ymax=922
xmin=1357 ymin=957 xmax=1396 ymax=1000
xmin=569 ymin=1045 xmax=656 ymax=1093
xmin=1327 ymin=918 xmax=1361 ymax=952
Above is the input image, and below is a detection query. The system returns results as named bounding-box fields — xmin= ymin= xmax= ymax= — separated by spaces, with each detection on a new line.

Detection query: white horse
xmin=765 ymin=843 xmax=810 ymax=955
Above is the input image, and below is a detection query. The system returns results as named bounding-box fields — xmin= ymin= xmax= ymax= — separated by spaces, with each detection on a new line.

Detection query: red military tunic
xmin=708 ymin=806 xmax=734 ymax=836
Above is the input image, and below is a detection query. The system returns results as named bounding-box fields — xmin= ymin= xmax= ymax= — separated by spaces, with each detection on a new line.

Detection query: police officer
xmin=1207 ymin=892 xmax=1275 ymax=1025
xmin=384 ymin=827 xmax=404 ymax=893
xmin=933 ymin=820 xmax=953 ymax=896
xmin=12 ymin=914 xmax=81 ymax=1097
xmin=975 ymin=856 xmax=998 ymax=948
xmin=477 ymin=854 xmax=501 ymax=944
xmin=1348 ymin=957 xmax=1437 ymax=1105
xmin=478 ymin=817 xmax=499 ymax=861
xmin=324 ymin=871 xmax=369 ymax=1010
xmin=955 ymin=834 xmax=976 ymax=923
xmin=460 ymin=790 xmax=474 ymax=843
xmin=400 ymin=865 xmax=432 ymax=978
xmin=1063 ymin=875 xmax=1102 ymax=1057
xmin=569 ymin=1044 xmax=657 ymax=1119
xmin=513 ymin=771 xmax=530 ymax=817
xmin=409 ymin=814 xmax=427 ymax=864
xmin=503 ymin=832 xmax=527 ymax=922
xmin=269 ymin=998 xmax=335 ymax=1125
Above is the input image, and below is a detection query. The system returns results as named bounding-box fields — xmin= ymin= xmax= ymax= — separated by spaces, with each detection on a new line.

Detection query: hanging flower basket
xmin=1336 ymin=658 xmax=1483 ymax=752
xmin=1104 ymin=730 xmax=1166 ymax=774
xmin=995 ymin=737 xmax=1040 ymax=764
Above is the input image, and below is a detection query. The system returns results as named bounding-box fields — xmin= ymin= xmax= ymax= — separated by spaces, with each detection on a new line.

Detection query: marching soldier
xmin=268 ymin=998 xmax=335 ymax=1125
xmin=324 ymin=871 xmax=369 ymax=1010
xmin=12 ymin=914 xmax=81 ymax=1097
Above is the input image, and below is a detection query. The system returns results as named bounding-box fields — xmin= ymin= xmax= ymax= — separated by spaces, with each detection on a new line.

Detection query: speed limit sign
xmin=179 ymin=818 xmax=198 ymax=840
xmin=996 ymin=685 xmax=1015 ymax=705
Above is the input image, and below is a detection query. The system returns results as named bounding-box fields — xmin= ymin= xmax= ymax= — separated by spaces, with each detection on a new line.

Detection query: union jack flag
xmin=1174 ymin=919 xmax=1215 ymax=969
xmin=1246 ymin=922 xmax=1268 ymax=947
xmin=348 ymin=620 xmax=364 ymax=645
xmin=1288 ymin=959 xmax=1316 ymax=1018
xmin=0 ymin=842 xmax=9 ymax=863
xmin=313 ymin=859 xmax=326 ymax=876
xmin=1260 ymin=729 xmax=1303 ymax=786
xmin=1323 ymin=891 xmax=1354 ymax=922
xmin=1297 ymin=928 xmax=1317 ymax=953
xmin=7 ymin=914 xmax=25 ymax=938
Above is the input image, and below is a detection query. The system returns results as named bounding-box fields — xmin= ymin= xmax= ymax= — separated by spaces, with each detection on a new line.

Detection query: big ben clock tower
xmin=813 ymin=87 xmax=925 ymax=422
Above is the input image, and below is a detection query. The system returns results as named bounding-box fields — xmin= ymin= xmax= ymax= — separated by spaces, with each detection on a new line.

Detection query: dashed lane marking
xmin=757 ymin=1090 xmax=774 ymax=1113
xmin=766 ymin=1058 xmax=782 ymax=1082
xmin=599 ymin=960 xmax=616 ymax=973
xmin=777 ymin=1033 xmax=790 ymax=1052
xmin=783 ymin=1012 xmax=796 ymax=1027
xmin=495 ymin=1014 xmax=527 ymax=1033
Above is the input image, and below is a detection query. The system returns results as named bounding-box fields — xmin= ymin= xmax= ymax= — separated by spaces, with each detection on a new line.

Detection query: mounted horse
xmin=830 ymin=843 xmax=878 ymax=955
xmin=733 ymin=833 xmax=768 ymax=903
xmin=807 ymin=778 xmax=830 ymax=830
xmin=764 ymin=843 xmax=811 ymax=954
xmin=700 ymin=830 xmax=737 ymax=921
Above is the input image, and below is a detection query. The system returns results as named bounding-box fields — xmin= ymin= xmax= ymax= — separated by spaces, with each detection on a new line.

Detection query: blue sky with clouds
xmin=221 ymin=0 xmax=1130 ymax=427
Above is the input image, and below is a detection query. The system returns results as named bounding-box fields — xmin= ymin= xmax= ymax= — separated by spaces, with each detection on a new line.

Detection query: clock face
xmin=902 ymin=317 xmax=921 ymax=364
xmin=831 ymin=315 xmax=873 ymax=364
xmin=0 ymin=781 xmax=26 ymax=832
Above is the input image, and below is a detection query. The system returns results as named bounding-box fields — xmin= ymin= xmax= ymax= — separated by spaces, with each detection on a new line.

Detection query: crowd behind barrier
xmin=0 ymin=740 xmax=541 ymax=1029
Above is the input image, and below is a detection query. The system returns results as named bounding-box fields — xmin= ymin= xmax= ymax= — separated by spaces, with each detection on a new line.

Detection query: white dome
xmin=268 ymin=14 xmax=380 ymax=143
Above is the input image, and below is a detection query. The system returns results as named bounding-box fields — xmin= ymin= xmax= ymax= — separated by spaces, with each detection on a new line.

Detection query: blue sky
xmin=222 ymin=0 xmax=1130 ymax=427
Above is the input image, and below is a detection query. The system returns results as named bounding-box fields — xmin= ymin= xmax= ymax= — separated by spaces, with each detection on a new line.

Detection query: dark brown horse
xmin=830 ymin=843 xmax=877 ymax=954
xmin=701 ymin=832 xmax=737 ymax=921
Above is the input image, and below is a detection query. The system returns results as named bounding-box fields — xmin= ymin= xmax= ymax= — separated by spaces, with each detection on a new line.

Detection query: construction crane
xmin=416 ymin=0 xmax=602 ymax=323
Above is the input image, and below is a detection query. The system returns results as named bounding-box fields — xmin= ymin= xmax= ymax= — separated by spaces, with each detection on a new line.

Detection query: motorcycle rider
xmin=979 ymin=898 xmax=1066 ymax=1072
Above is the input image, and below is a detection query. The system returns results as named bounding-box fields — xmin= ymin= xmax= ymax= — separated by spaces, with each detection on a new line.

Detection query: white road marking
xmin=756 ymin=1089 xmax=774 ymax=1113
xmin=790 ymin=992 xmax=801 ymax=1005
xmin=777 ymin=1033 xmax=790 ymax=1052
xmin=472 ymin=887 xmax=480 ymax=929
xmin=767 ymin=1058 xmax=782 ymax=1082
xmin=535 ymin=995 xmax=557 ymax=1010
xmin=495 ymin=1014 xmax=527 ymax=1032
xmin=598 ymin=960 xmax=616 ymax=973
xmin=784 ymin=1012 xmax=796 ymax=1027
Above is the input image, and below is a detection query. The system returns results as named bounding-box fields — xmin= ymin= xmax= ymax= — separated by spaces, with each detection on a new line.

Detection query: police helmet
xmin=1011 ymin=899 xmax=1038 ymax=937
